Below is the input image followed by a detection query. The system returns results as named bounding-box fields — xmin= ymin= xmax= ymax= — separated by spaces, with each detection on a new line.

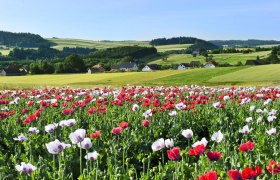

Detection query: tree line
xmin=0 ymin=46 xmax=158 ymax=74
xmin=150 ymin=37 xmax=219 ymax=51
xmin=0 ymin=31 xmax=51 ymax=48
xmin=6 ymin=46 xmax=97 ymax=60
xmin=209 ymin=39 xmax=280 ymax=47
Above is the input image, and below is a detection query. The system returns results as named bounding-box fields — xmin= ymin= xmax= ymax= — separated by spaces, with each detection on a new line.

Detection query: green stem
xmin=80 ymin=146 xmax=83 ymax=177
xmin=86 ymin=150 xmax=89 ymax=177
xmin=53 ymin=155 xmax=56 ymax=171
xmin=96 ymin=160 xmax=98 ymax=180
xmin=162 ymin=150 xmax=164 ymax=165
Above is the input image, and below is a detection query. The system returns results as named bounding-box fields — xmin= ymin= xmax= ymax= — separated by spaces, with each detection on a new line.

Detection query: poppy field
xmin=0 ymin=85 xmax=280 ymax=179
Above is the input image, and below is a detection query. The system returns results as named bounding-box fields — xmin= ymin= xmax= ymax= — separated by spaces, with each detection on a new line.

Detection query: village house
xmin=111 ymin=62 xmax=138 ymax=71
xmin=192 ymin=51 xmax=200 ymax=57
xmin=177 ymin=63 xmax=191 ymax=70
xmin=142 ymin=64 xmax=161 ymax=72
xmin=204 ymin=63 xmax=216 ymax=68
xmin=87 ymin=64 xmax=105 ymax=74
xmin=0 ymin=66 xmax=26 ymax=76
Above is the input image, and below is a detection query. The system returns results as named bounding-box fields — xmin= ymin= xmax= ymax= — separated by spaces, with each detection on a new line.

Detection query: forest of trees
xmin=0 ymin=46 xmax=158 ymax=74
xmin=150 ymin=37 xmax=219 ymax=51
xmin=84 ymin=46 xmax=158 ymax=68
xmin=5 ymin=46 xmax=97 ymax=60
xmin=0 ymin=31 xmax=52 ymax=47
xmin=209 ymin=39 xmax=280 ymax=47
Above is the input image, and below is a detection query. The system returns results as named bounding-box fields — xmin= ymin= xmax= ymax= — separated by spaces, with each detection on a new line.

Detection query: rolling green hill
xmin=48 ymin=38 xmax=150 ymax=50
xmin=147 ymin=51 xmax=271 ymax=65
xmin=209 ymin=64 xmax=280 ymax=83
xmin=48 ymin=38 xmax=193 ymax=53
xmin=2 ymin=65 xmax=280 ymax=89
xmin=154 ymin=44 xmax=192 ymax=52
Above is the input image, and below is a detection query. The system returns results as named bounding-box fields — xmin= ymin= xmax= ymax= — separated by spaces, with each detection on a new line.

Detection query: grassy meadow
xmin=1 ymin=65 xmax=280 ymax=89
xmin=154 ymin=44 xmax=192 ymax=52
xmin=147 ymin=51 xmax=271 ymax=65
xmin=48 ymin=38 xmax=150 ymax=50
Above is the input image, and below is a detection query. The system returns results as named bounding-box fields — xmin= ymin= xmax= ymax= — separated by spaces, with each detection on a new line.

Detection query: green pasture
xmin=154 ymin=44 xmax=192 ymax=52
xmin=2 ymin=65 xmax=280 ymax=89
xmin=209 ymin=64 xmax=280 ymax=84
xmin=48 ymin=38 xmax=150 ymax=50
xmin=0 ymin=48 xmax=11 ymax=55
xmin=211 ymin=51 xmax=271 ymax=65
xmin=148 ymin=54 xmax=206 ymax=65
xmin=148 ymin=51 xmax=271 ymax=65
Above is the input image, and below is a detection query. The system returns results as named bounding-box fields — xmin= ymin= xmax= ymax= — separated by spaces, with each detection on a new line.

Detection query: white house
xmin=142 ymin=65 xmax=152 ymax=72
xmin=111 ymin=62 xmax=138 ymax=71
xmin=177 ymin=63 xmax=191 ymax=70
xmin=204 ymin=63 xmax=216 ymax=68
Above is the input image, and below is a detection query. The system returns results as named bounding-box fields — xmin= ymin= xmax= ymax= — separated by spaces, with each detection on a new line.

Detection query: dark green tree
xmin=64 ymin=54 xmax=86 ymax=73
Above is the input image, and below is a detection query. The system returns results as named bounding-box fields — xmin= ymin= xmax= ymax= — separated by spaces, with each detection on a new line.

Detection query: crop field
xmin=0 ymin=48 xmax=11 ymax=55
xmin=1 ymin=65 xmax=280 ymax=89
xmin=48 ymin=38 xmax=192 ymax=53
xmin=209 ymin=65 xmax=280 ymax=83
xmin=211 ymin=51 xmax=271 ymax=65
xmin=148 ymin=54 xmax=206 ymax=65
xmin=0 ymin=85 xmax=280 ymax=179
xmin=48 ymin=38 xmax=150 ymax=50
xmin=148 ymin=51 xmax=271 ymax=65
xmin=154 ymin=44 xmax=192 ymax=52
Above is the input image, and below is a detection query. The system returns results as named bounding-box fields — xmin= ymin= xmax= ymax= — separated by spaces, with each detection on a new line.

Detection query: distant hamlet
xmin=0 ymin=31 xmax=279 ymax=75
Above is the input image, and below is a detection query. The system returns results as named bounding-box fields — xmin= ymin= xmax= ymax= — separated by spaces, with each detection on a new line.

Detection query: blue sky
xmin=0 ymin=0 xmax=279 ymax=40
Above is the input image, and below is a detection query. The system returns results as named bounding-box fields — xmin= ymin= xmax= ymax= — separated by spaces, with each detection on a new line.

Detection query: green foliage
xmin=29 ymin=61 xmax=55 ymax=74
xmin=61 ymin=54 xmax=87 ymax=73
xmin=8 ymin=46 xmax=97 ymax=60
xmin=0 ymin=30 xmax=51 ymax=47
xmin=210 ymin=39 xmax=280 ymax=47
xmin=150 ymin=37 xmax=218 ymax=51
xmin=265 ymin=47 xmax=280 ymax=64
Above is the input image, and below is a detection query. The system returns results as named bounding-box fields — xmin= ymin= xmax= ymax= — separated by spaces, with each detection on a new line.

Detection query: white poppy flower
xmin=211 ymin=130 xmax=224 ymax=143
xmin=69 ymin=129 xmax=86 ymax=144
xmin=46 ymin=139 xmax=71 ymax=154
xmin=84 ymin=151 xmax=99 ymax=161
xmin=151 ymin=138 xmax=165 ymax=151
xmin=182 ymin=129 xmax=193 ymax=139
xmin=15 ymin=162 xmax=36 ymax=175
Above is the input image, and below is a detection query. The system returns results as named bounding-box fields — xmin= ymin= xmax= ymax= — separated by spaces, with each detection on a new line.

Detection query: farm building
xmin=245 ymin=60 xmax=265 ymax=66
xmin=177 ymin=63 xmax=191 ymax=70
xmin=192 ymin=51 xmax=200 ymax=57
xmin=190 ymin=61 xmax=201 ymax=68
xmin=0 ymin=66 xmax=26 ymax=76
xmin=204 ymin=63 xmax=216 ymax=68
xmin=87 ymin=64 xmax=105 ymax=73
xmin=142 ymin=64 xmax=161 ymax=72
xmin=111 ymin=62 xmax=138 ymax=71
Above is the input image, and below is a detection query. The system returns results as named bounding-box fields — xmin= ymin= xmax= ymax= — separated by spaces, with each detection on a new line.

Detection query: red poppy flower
xmin=188 ymin=144 xmax=205 ymax=157
xmin=267 ymin=160 xmax=280 ymax=175
xmin=196 ymin=170 xmax=217 ymax=180
xmin=142 ymin=120 xmax=150 ymax=127
xmin=167 ymin=147 xmax=180 ymax=161
xmin=241 ymin=166 xmax=262 ymax=179
xmin=112 ymin=127 xmax=123 ymax=135
xmin=90 ymin=130 xmax=101 ymax=139
xmin=21 ymin=108 xmax=29 ymax=114
xmin=88 ymin=107 xmax=96 ymax=115
xmin=119 ymin=122 xmax=129 ymax=129
xmin=98 ymin=106 xmax=107 ymax=114
xmin=62 ymin=108 xmax=75 ymax=115
xmin=228 ymin=169 xmax=242 ymax=180
xmin=239 ymin=141 xmax=255 ymax=152
xmin=206 ymin=151 xmax=222 ymax=161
